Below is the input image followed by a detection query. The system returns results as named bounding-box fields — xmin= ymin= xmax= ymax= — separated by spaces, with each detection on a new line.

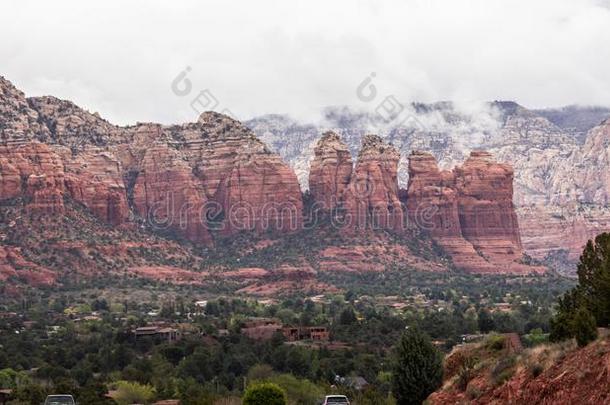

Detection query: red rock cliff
xmin=308 ymin=131 xmax=353 ymax=210
xmin=163 ymin=112 xmax=303 ymax=237
xmin=407 ymin=151 xmax=539 ymax=274
xmin=406 ymin=151 xmax=461 ymax=237
xmin=0 ymin=143 xmax=65 ymax=214
xmin=342 ymin=134 xmax=405 ymax=232
xmin=454 ymin=151 xmax=522 ymax=255
xmin=132 ymin=131 xmax=212 ymax=244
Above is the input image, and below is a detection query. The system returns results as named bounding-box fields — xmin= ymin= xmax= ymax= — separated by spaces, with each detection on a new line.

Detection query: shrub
xmin=113 ymin=380 xmax=156 ymax=405
xmin=529 ymin=363 xmax=544 ymax=377
xmin=485 ymin=334 xmax=506 ymax=351
xmin=466 ymin=386 xmax=482 ymax=400
xmin=456 ymin=355 xmax=477 ymax=392
xmin=573 ymin=307 xmax=598 ymax=347
xmin=242 ymin=382 xmax=287 ymax=405
xmin=491 ymin=356 xmax=516 ymax=386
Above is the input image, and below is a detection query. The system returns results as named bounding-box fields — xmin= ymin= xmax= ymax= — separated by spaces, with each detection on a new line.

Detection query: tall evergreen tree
xmin=392 ymin=326 xmax=443 ymax=405
xmin=550 ymin=232 xmax=610 ymax=344
xmin=577 ymin=234 xmax=610 ymax=326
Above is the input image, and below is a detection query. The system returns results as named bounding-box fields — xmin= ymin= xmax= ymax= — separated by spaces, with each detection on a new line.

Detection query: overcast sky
xmin=2 ymin=0 xmax=610 ymax=125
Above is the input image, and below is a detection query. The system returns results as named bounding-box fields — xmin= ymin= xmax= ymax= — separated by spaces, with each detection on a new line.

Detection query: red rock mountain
xmin=0 ymin=77 xmax=303 ymax=246
xmin=308 ymin=134 xmax=405 ymax=231
xmin=0 ymin=75 xmax=541 ymax=286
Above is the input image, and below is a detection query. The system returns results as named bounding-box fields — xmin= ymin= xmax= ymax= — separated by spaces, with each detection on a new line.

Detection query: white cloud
xmin=2 ymin=0 xmax=610 ymax=125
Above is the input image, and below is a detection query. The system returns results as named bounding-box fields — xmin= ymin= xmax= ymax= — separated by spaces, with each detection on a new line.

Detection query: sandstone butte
xmin=0 ymin=75 xmax=541 ymax=276
xmin=407 ymin=150 xmax=542 ymax=274
xmin=308 ymin=133 xmax=543 ymax=274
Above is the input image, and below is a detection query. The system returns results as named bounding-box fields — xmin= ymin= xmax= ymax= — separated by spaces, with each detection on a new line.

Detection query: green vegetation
xmin=113 ymin=381 xmax=156 ymax=405
xmin=242 ymin=382 xmax=287 ymax=405
xmin=391 ymin=327 xmax=443 ymax=405
xmin=550 ymin=232 xmax=610 ymax=346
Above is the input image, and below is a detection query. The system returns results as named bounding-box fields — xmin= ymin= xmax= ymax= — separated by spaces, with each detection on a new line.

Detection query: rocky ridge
xmin=249 ymin=103 xmax=610 ymax=275
xmin=307 ymin=131 xmax=540 ymax=274
xmin=0 ymin=75 xmax=545 ymax=289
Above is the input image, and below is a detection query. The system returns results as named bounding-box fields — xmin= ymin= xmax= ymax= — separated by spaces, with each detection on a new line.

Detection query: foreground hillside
xmin=429 ymin=332 xmax=610 ymax=404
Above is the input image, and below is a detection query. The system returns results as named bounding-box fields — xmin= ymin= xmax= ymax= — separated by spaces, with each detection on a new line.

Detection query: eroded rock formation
xmin=406 ymin=151 xmax=460 ymax=237
xmin=406 ymin=150 xmax=541 ymax=274
xmin=342 ymin=134 xmax=404 ymax=231
xmin=454 ymin=151 xmax=522 ymax=256
xmin=0 ymin=74 xmax=542 ymax=283
xmin=308 ymin=131 xmax=352 ymax=210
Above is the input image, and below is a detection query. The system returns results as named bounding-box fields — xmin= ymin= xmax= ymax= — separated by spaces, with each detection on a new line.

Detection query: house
xmin=241 ymin=318 xmax=283 ymax=340
xmin=243 ymin=317 xmax=281 ymax=328
xmin=282 ymin=326 xmax=329 ymax=342
xmin=0 ymin=389 xmax=12 ymax=405
xmin=134 ymin=326 xmax=181 ymax=343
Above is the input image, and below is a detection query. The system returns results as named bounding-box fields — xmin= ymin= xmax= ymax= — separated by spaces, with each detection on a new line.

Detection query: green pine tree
xmin=550 ymin=232 xmax=610 ymax=344
xmin=573 ymin=307 xmax=598 ymax=347
xmin=392 ymin=326 xmax=443 ymax=405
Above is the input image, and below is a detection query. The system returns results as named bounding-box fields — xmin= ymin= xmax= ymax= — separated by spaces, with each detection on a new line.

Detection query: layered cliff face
xmin=132 ymin=140 xmax=212 ymax=244
xmin=406 ymin=151 xmax=460 ymax=237
xmin=343 ymin=134 xmax=405 ymax=231
xmin=406 ymin=151 xmax=540 ymax=274
xmin=61 ymin=148 xmax=130 ymax=225
xmin=455 ymin=151 xmax=522 ymax=254
xmin=308 ymin=131 xmax=352 ymax=210
xmin=0 ymin=142 xmax=65 ymax=214
xmin=161 ymin=112 xmax=304 ymax=236
xmin=0 ymin=78 xmax=303 ymax=247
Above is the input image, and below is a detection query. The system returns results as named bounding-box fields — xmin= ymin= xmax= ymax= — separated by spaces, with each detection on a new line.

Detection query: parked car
xmin=44 ymin=395 xmax=76 ymax=405
xmin=321 ymin=395 xmax=350 ymax=404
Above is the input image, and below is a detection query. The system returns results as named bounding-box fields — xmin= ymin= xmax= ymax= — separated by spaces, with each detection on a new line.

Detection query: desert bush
xmin=242 ymin=382 xmax=287 ymax=405
xmin=485 ymin=334 xmax=506 ymax=351
xmin=491 ymin=356 xmax=516 ymax=386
